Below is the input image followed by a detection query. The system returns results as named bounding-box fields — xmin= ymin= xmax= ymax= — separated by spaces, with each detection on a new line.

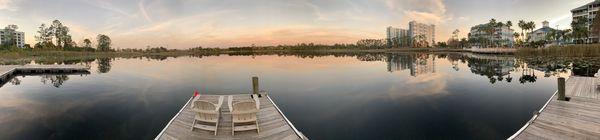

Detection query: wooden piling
xmin=557 ymin=77 xmax=566 ymax=101
xmin=252 ymin=76 xmax=259 ymax=95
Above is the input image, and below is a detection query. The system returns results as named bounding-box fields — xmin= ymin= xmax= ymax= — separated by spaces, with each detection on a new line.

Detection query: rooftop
xmin=571 ymin=1 xmax=600 ymax=12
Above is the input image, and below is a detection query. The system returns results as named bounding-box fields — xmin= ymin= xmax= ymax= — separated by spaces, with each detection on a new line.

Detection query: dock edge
xmin=266 ymin=94 xmax=309 ymax=140
xmin=507 ymin=77 xmax=567 ymax=140
xmin=155 ymin=96 xmax=194 ymax=140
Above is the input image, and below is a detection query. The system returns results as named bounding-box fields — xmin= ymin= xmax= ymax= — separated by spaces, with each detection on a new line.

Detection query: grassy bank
xmin=0 ymin=48 xmax=469 ymax=64
xmin=516 ymin=45 xmax=600 ymax=57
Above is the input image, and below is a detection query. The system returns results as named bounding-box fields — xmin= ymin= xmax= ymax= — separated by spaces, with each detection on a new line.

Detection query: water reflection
xmin=41 ymin=75 xmax=70 ymax=88
xmin=0 ymin=71 xmax=90 ymax=88
xmin=386 ymin=53 xmax=436 ymax=76
xmin=8 ymin=77 xmax=21 ymax=85
xmin=97 ymin=58 xmax=112 ymax=73
xmin=465 ymin=55 xmax=515 ymax=84
xmin=3 ymin=53 xmax=598 ymax=85
xmin=1 ymin=52 xmax=599 ymax=139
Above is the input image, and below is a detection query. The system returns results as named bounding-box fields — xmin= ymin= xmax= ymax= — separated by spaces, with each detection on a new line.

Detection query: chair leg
xmin=214 ymin=113 xmax=219 ymax=135
xmin=256 ymin=120 xmax=260 ymax=133
xmin=191 ymin=120 xmax=196 ymax=131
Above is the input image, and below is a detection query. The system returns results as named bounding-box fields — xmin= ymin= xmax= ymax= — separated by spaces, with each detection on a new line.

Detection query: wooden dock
xmin=509 ymin=76 xmax=600 ymax=139
xmin=0 ymin=65 xmax=89 ymax=81
xmin=155 ymin=94 xmax=307 ymax=140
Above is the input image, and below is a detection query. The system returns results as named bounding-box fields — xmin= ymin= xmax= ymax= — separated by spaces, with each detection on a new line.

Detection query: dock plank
xmin=156 ymin=94 xmax=305 ymax=140
xmin=513 ymin=76 xmax=600 ymax=140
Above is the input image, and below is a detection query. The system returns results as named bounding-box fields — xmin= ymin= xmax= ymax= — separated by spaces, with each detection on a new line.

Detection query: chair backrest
xmin=232 ymin=101 xmax=257 ymax=112
xmin=193 ymin=100 xmax=217 ymax=111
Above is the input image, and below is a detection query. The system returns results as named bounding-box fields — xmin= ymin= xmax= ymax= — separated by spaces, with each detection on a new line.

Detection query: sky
xmin=0 ymin=0 xmax=593 ymax=49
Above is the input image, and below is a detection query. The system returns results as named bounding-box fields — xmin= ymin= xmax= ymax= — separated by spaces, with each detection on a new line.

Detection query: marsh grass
xmin=516 ymin=45 xmax=600 ymax=57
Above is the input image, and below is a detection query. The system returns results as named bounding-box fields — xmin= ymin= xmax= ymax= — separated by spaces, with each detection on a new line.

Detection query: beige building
xmin=468 ymin=22 xmax=515 ymax=47
xmin=409 ymin=21 xmax=435 ymax=47
xmin=0 ymin=29 xmax=25 ymax=48
xmin=571 ymin=0 xmax=600 ymax=43
xmin=386 ymin=26 xmax=410 ymax=47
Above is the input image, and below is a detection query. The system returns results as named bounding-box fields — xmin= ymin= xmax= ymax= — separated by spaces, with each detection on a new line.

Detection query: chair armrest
xmin=231 ymin=109 xmax=259 ymax=115
xmin=192 ymin=109 xmax=220 ymax=114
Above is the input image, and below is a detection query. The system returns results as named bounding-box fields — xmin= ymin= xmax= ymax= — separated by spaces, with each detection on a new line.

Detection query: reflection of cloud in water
xmin=0 ymin=94 xmax=92 ymax=136
xmin=0 ymin=86 xmax=135 ymax=138
xmin=387 ymin=73 xmax=449 ymax=99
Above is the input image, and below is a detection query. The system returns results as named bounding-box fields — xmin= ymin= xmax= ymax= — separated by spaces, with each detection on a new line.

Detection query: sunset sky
xmin=0 ymin=0 xmax=593 ymax=49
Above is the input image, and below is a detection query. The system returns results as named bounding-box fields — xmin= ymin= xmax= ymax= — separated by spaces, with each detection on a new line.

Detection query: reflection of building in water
xmin=467 ymin=56 xmax=516 ymax=83
xmin=387 ymin=54 xmax=413 ymax=72
xmin=411 ymin=54 xmax=436 ymax=77
xmin=386 ymin=53 xmax=436 ymax=77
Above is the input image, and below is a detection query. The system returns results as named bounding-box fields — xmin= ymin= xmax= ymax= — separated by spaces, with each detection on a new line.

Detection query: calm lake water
xmin=0 ymin=53 xmax=598 ymax=140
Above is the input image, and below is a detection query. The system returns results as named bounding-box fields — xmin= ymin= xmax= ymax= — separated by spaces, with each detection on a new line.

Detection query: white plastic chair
xmin=228 ymin=95 xmax=260 ymax=135
xmin=191 ymin=96 xmax=224 ymax=135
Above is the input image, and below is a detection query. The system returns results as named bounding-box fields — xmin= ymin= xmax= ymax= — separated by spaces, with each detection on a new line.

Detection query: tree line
xmin=1 ymin=19 xmax=112 ymax=52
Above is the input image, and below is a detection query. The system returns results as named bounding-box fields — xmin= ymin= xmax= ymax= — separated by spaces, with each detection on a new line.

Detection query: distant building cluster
xmin=0 ymin=29 xmax=25 ymax=48
xmin=386 ymin=20 xmax=435 ymax=47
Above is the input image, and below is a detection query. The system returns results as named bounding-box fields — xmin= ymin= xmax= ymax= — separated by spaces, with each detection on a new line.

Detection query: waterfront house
xmin=527 ymin=21 xmax=557 ymax=43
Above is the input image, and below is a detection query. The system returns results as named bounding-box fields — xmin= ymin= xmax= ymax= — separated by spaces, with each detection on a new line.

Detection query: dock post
xmin=557 ymin=77 xmax=566 ymax=101
xmin=252 ymin=76 xmax=259 ymax=96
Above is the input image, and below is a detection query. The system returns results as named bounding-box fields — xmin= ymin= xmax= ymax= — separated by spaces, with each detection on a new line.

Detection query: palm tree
xmin=527 ymin=21 xmax=536 ymax=42
xmin=513 ymin=32 xmax=520 ymax=46
xmin=592 ymin=12 xmax=600 ymax=43
xmin=571 ymin=18 xmax=589 ymax=44
xmin=487 ymin=19 xmax=498 ymax=47
xmin=507 ymin=21 xmax=513 ymax=47
xmin=560 ymin=29 xmax=572 ymax=44
xmin=496 ymin=22 xmax=505 ymax=47
xmin=518 ymin=20 xmax=526 ymax=42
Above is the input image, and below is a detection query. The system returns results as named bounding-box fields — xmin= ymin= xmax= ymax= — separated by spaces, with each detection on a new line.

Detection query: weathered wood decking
xmin=156 ymin=94 xmax=307 ymax=140
xmin=0 ymin=65 xmax=89 ymax=82
xmin=510 ymin=76 xmax=600 ymax=139
xmin=0 ymin=65 xmax=88 ymax=78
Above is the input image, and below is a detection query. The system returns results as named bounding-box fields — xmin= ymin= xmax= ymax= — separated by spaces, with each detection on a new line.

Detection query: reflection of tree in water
xmin=518 ymin=67 xmax=537 ymax=84
xmin=41 ymin=75 xmax=70 ymax=88
xmin=97 ymin=58 xmax=112 ymax=73
xmin=356 ymin=54 xmax=386 ymax=61
xmin=466 ymin=56 xmax=516 ymax=84
xmin=9 ymin=77 xmax=21 ymax=85
xmin=519 ymin=57 xmax=600 ymax=77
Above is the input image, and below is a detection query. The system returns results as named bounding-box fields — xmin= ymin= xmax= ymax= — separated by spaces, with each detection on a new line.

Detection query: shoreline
xmin=2 ymin=45 xmax=599 ymax=63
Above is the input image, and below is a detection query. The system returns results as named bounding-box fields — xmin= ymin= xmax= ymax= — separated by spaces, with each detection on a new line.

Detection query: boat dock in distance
xmin=0 ymin=65 xmax=89 ymax=80
xmin=510 ymin=74 xmax=600 ymax=139
xmin=156 ymin=77 xmax=307 ymax=140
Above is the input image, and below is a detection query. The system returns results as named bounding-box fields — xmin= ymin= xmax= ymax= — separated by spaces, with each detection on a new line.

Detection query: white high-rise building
xmin=409 ymin=21 xmax=435 ymax=47
xmin=0 ymin=29 xmax=25 ymax=48
xmin=386 ymin=26 xmax=409 ymax=40
xmin=571 ymin=0 xmax=600 ymax=43
xmin=386 ymin=26 xmax=409 ymax=47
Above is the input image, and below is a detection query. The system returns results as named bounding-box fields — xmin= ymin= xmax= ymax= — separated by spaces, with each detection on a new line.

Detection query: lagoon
xmin=0 ymin=52 xmax=597 ymax=139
